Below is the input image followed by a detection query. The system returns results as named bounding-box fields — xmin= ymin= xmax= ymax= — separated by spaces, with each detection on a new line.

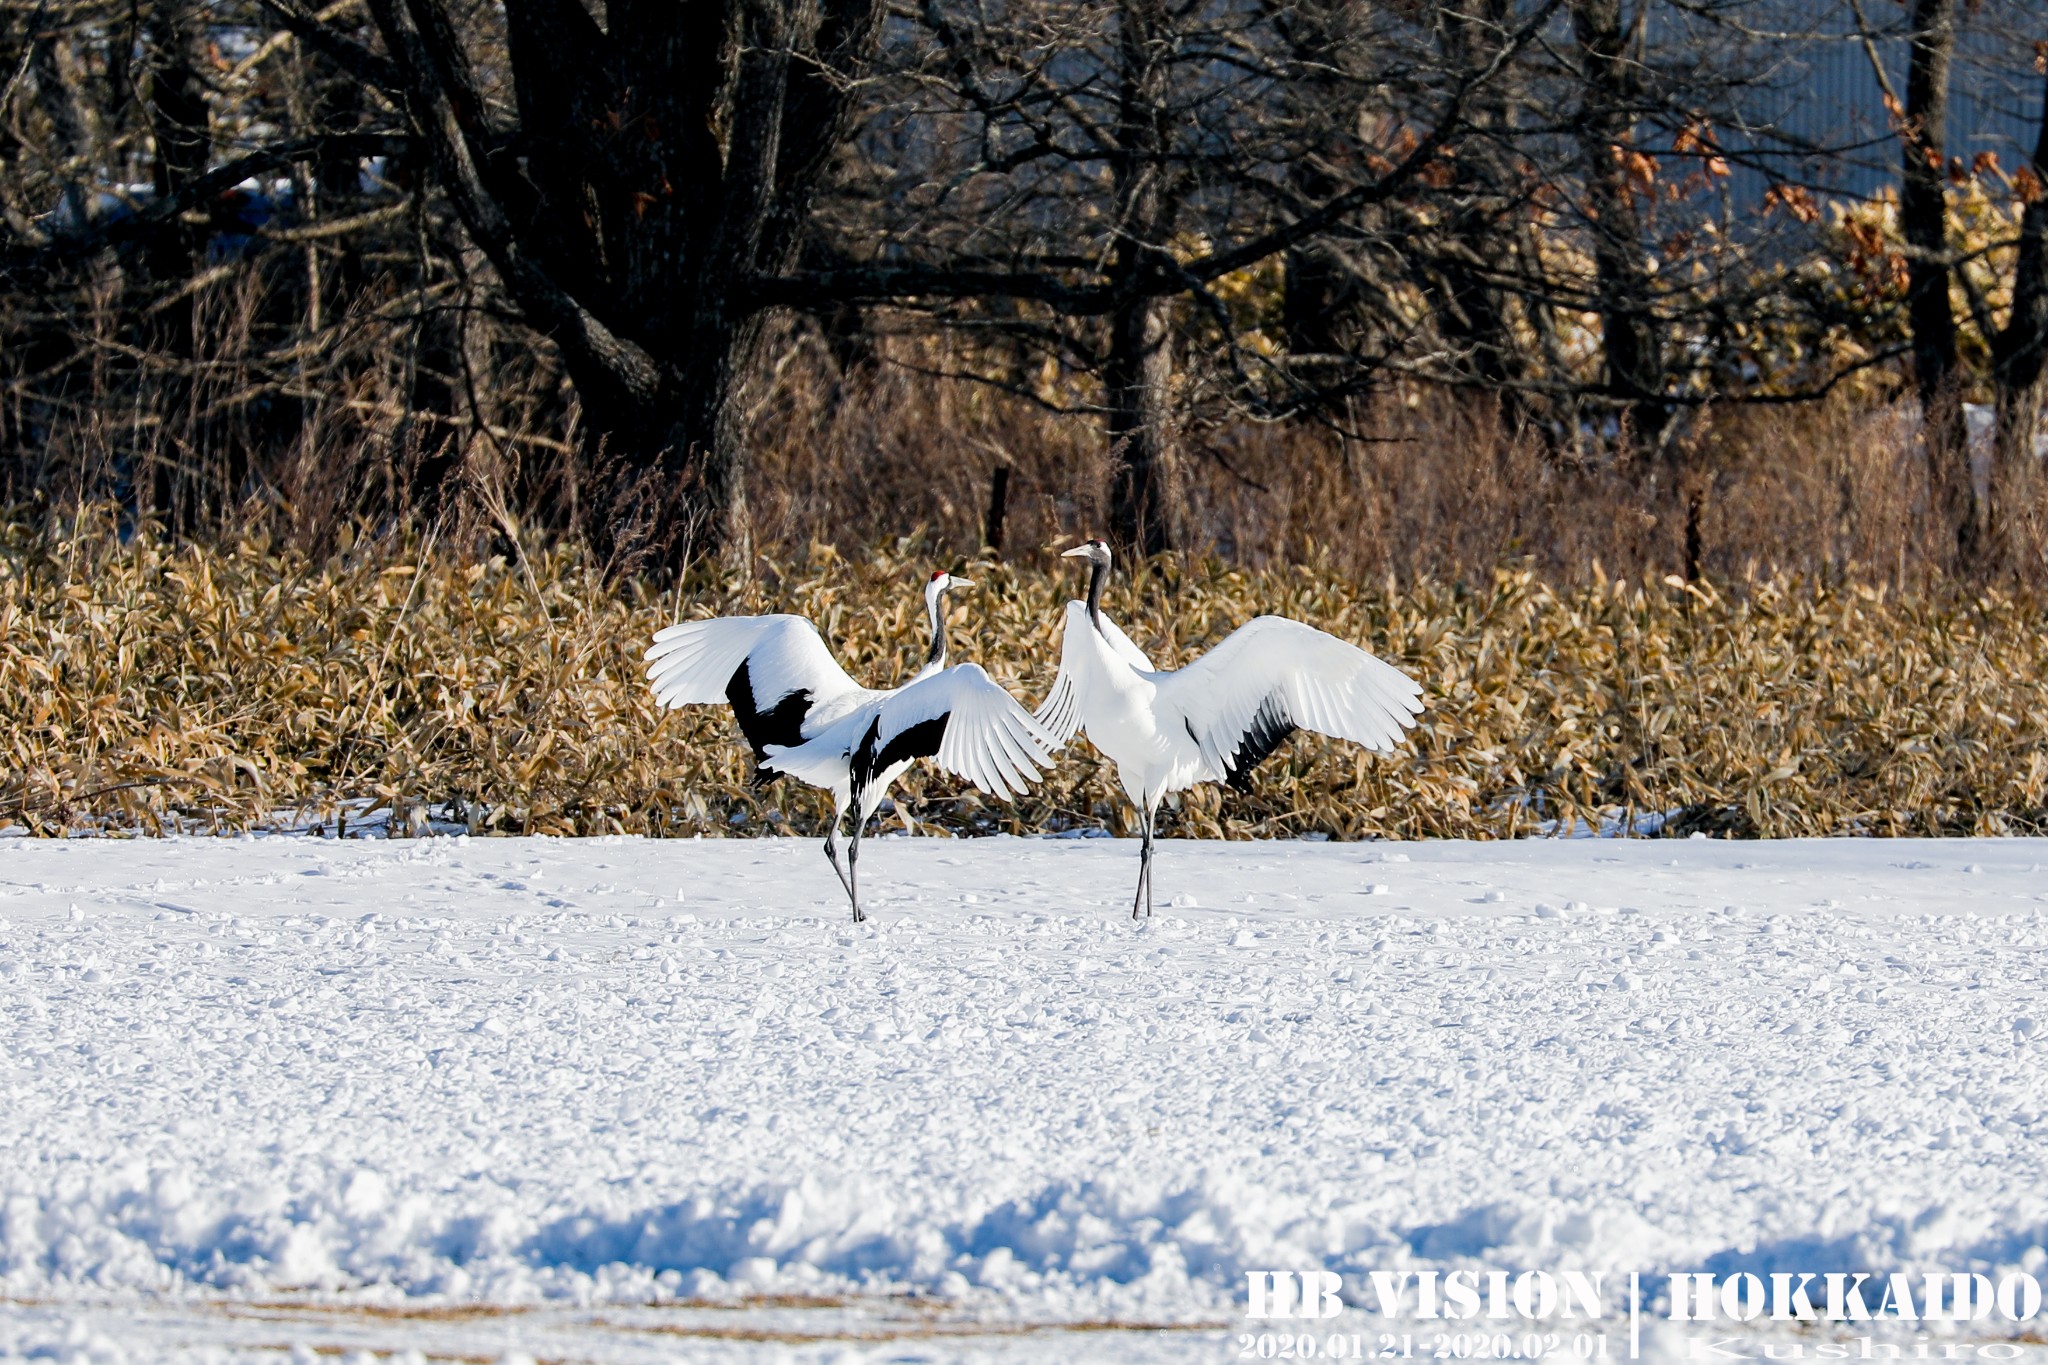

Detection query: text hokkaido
xmin=1243 ymin=1272 xmax=2048 ymax=1323
xmin=1668 ymin=1273 xmax=2045 ymax=1324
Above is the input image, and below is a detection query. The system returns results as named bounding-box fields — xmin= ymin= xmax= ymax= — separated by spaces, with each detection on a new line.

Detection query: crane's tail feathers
xmin=758 ymin=740 xmax=846 ymax=789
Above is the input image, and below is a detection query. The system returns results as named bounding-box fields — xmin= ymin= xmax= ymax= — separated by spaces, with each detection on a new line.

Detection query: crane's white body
xmin=646 ymin=574 xmax=1055 ymax=920
xmin=1035 ymin=602 xmax=1194 ymax=806
xmin=1037 ymin=541 xmax=1424 ymax=916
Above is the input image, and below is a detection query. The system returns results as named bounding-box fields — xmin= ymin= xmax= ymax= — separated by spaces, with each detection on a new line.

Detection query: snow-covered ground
xmin=2 ymin=832 xmax=2045 ymax=1363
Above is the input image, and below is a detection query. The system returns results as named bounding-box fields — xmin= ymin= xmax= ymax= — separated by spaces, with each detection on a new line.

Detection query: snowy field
xmin=2 ymin=832 xmax=2046 ymax=1363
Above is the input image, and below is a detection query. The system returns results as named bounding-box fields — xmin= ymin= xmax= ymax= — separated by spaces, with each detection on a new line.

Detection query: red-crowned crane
xmin=646 ymin=571 xmax=1055 ymax=921
xmin=1035 ymin=539 xmax=1425 ymax=919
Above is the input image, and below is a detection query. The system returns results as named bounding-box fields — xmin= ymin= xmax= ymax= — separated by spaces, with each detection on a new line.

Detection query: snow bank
xmin=8 ymin=1166 xmax=2045 ymax=1316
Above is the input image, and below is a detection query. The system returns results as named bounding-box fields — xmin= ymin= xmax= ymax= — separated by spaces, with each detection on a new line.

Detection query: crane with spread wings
xmin=1037 ymin=540 xmax=1425 ymax=918
xmin=647 ymin=571 xmax=1057 ymax=921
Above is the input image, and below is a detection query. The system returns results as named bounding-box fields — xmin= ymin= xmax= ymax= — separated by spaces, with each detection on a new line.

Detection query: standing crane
xmin=1036 ymin=539 xmax=1424 ymax=918
xmin=646 ymin=571 xmax=1056 ymax=921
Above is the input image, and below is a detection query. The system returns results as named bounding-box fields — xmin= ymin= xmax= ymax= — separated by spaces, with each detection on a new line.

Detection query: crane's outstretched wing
xmin=844 ymin=664 xmax=1058 ymax=802
xmin=1155 ymin=616 xmax=1423 ymax=790
xmin=1033 ymin=600 xmax=1156 ymax=744
xmin=644 ymin=615 xmax=868 ymax=761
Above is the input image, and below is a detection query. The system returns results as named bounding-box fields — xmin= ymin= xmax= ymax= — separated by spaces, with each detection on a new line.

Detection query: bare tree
xmin=1 ymin=0 xmax=2041 ymax=583
xmin=350 ymin=0 xmax=887 ymax=570
xmin=1898 ymin=0 xmax=1974 ymax=559
xmin=1433 ymin=0 xmax=1528 ymax=409
xmin=1569 ymin=0 xmax=1667 ymax=441
xmin=857 ymin=0 xmax=1571 ymax=551
xmin=1988 ymin=65 xmax=2048 ymax=561
xmin=1103 ymin=0 xmax=1182 ymax=553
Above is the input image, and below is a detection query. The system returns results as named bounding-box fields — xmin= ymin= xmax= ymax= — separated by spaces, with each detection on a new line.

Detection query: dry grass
xmin=744 ymin=353 xmax=2043 ymax=589
xmin=2 ymin=507 xmax=2043 ymax=841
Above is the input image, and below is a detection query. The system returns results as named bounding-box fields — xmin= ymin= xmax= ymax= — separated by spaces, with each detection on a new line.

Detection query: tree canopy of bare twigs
xmin=0 ymin=0 xmax=2043 ymax=573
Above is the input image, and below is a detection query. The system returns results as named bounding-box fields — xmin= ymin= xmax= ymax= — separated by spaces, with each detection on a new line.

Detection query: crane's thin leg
xmin=848 ymin=816 xmax=865 ymax=924
xmin=1131 ymin=804 xmax=1152 ymax=920
xmin=823 ymin=808 xmax=853 ymax=903
xmin=1141 ymin=806 xmax=1156 ymax=918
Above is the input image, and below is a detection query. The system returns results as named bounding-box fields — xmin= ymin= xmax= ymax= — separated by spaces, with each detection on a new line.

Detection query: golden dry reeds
xmin=2 ymin=507 xmax=2043 ymax=841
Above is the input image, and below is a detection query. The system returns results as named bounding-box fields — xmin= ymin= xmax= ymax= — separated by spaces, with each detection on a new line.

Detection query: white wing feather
xmin=872 ymin=664 xmax=1059 ymax=800
xmin=644 ymin=615 xmax=864 ymax=715
xmin=1155 ymin=616 xmax=1423 ymax=778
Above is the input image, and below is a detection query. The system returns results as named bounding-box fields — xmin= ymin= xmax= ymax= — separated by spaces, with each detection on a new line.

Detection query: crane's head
xmin=924 ymin=570 xmax=973 ymax=617
xmin=920 ymin=570 xmax=973 ymax=669
xmin=1061 ymin=538 xmax=1112 ymax=630
xmin=1060 ymin=538 xmax=1112 ymax=570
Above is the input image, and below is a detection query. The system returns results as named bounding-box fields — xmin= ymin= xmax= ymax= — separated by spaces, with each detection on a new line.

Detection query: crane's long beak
xmin=948 ymin=576 xmax=975 ymax=589
xmin=1060 ymin=545 xmax=1092 ymax=559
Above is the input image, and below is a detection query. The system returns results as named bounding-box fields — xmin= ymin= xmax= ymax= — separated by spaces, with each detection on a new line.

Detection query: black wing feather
xmin=726 ymin=657 xmax=814 ymax=765
xmin=851 ymin=714 xmax=949 ymax=798
xmin=1226 ymin=694 xmax=1298 ymax=793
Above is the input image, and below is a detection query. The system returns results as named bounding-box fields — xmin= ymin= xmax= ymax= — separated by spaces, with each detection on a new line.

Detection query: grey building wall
xmin=1728 ymin=0 xmax=2041 ymax=202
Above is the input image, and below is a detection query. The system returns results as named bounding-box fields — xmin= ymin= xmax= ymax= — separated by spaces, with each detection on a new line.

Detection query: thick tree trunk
xmin=1987 ymin=71 xmax=2048 ymax=565
xmin=140 ymin=4 xmax=210 ymax=525
xmin=1899 ymin=0 xmax=1975 ymax=562
xmin=309 ymin=19 xmax=369 ymax=304
xmin=1279 ymin=63 xmax=1346 ymax=368
xmin=145 ymin=7 xmax=210 ymax=244
xmin=1274 ymin=0 xmax=1344 ymax=365
xmin=1570 ymin=0 xmax=1666 ymax=442
xmin=580 ymin=320 xmax=758 ymax=575
xmin=368 ymin=0 xmax=882 ymax=576
xmin=1106 ymin=293 xmax=1177 ymax=556
xmin=1283 ymin=236 xmax=1344 ymax=361
xmin=1440 ymin=0 xmax=1525 ymax=419
xmin=1104 ymin=0 xmax=1179 ymax=556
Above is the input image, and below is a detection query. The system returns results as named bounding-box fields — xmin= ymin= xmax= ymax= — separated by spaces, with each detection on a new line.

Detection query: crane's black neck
xmin=1085 ymin=556 xmax=1107 ymax=635
xmin=925 ymin=586 xmax=949 ymax=668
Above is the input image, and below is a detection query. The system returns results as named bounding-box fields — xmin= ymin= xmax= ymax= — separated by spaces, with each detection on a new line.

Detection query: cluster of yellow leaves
xmin=2 ymin=512 xmax=2043 ymax=841
xmin=1774 ymin=182 xmax=2029 ymax=399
